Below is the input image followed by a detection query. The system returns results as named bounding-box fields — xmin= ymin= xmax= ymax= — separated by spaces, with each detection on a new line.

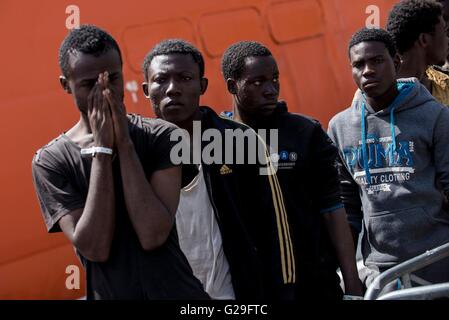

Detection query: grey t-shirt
xmin=176 ymin=165 xmax=235 ymax=299
xmin=32 ymin=114 xmax=209 ymax=300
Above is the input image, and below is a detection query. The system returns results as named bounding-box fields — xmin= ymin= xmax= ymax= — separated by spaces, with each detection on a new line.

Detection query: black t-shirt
xmin=32 ymin=114 xmax=209 ymax=300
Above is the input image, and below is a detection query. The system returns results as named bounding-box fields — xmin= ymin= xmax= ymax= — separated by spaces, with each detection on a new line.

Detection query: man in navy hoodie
xmin=328 ymin=27 xmax=449 ymax=292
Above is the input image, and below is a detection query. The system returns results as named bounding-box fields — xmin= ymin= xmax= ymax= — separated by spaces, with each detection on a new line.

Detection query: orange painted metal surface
xmin=0 ymin=0 xmax=397 ymax=299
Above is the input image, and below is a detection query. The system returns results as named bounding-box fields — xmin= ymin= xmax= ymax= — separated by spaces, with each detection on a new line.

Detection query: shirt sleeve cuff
xmin=320 ymin=202 xmax=344 ymax=214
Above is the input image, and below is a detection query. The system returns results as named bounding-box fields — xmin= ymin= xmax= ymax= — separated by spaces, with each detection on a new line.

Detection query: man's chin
xmin=258 ymin=104 xmax=276 ymax=115
xmin=162 ymin=114 xmax=182 ymax=124
xmin=260 ymin=109 xmax=275 ymax=118
xmin=362 ymin=86 xmax=384 ymax=99
xmin=161 ymin=111 xmax=192 ymax=127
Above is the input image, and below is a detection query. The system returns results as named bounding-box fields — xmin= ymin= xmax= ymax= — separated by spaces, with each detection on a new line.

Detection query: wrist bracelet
xmin=81 ymin=146 xmax=114 ymax=157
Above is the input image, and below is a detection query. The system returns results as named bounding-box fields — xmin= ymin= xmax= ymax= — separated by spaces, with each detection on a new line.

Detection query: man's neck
xmin=175 ymin=107 xmax=203 ymax=138
xmin=365 ymin=84 xmax=399 ymax=112
xmin=398 ymin=49 xmax=428 ymax=81
xmin=64 ymin=113 xmax=94 ymax=148
xmin=233 ymin=105 xmax=259 ymax=128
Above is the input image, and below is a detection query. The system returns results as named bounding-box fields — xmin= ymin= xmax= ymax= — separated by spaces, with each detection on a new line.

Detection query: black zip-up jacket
xmin=222 ymin=102 xmax=344 ymax=299
xmin=181 ymin=106 xmax=295 ymax=300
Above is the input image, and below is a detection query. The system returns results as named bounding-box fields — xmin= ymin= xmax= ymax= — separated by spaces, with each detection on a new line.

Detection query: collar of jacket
xmin=427 ymin=66 xmax=449 ymax=89
xmin=200 ymin=105 xmax=248 ymax=133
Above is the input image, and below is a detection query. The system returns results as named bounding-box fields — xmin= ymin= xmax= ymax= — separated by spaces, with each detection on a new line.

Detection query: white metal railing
xmin=364 ymin=242 xmax=449 ymax=300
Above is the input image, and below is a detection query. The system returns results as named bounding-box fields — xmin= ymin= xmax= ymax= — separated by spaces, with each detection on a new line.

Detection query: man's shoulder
xmin=128 ymin=113 xmax=180 ymax=136
xmin=275 ymin=101 xmax=319 ymax=128
xmin=202 ymin=106 xmax=251 ymax=131
xmin=328 ymin=106 xmax=353 ymax=130
xmin=218 ymin=115 xmax=250 ymax=131
xmin=32 ymin=134 xmax=70 ymax=168
xmin=427 ymin=66 xmax=449 ymax=86
xmin=280 ymin=112 xmax=321 ymax=132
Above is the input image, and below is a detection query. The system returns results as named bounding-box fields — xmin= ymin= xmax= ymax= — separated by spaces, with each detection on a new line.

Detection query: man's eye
xmin=154 ymin=78 xmax=166 ymax=84
xmin=183 ymin=76 xmax=192 ymax=81
xmin=254 ymin=80 xmax=262 ymax=86
xmin=375 ymin=57 xmax=384 ymax=64
xmin=273 ymin=77 xmax=279 ymax=83
xmin=353 ymin=62 xmax=362 ymax=69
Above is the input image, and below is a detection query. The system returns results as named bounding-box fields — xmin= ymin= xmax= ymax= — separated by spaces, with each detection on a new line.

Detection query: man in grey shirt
xmin=328 ymin=27 xmax=449 ymax=291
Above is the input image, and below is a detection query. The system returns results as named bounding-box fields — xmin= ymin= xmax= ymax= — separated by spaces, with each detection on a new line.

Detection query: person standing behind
xmin=220 ymin=41 xmax=363 ymax=299
xmin=386 ymin=0 xmax=449 ymax=104
xmin=433 ymin=0 xmax=449 ymax=74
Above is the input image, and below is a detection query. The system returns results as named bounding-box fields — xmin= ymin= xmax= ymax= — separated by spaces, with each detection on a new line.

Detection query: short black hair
xmin=142 ymin=39 xmax=205 ymax=81
xmin=221 ymin=41 xmax=273 ymax=80
xmin=348 ymin=27 xmax=397 ymax=57
xmin=59 ymin=24 xmax=122 ymax=77
xmin=386 ymin=0 xmax=443 ymax=54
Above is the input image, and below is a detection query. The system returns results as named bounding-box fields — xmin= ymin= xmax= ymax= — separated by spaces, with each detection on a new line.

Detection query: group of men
xmin=32 ymin=0 xmax=449 ymax=300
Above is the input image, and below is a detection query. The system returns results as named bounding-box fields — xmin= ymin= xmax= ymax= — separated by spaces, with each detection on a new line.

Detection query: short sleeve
xmin=31 ymin=151 xmax=85 ymax=233
xmin=148 ymin=119 xmax=183 ymax=172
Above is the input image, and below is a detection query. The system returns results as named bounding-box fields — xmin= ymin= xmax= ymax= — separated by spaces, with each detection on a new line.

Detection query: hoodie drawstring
xmin=360 ymin=83 xmax=414 ymax=186
xmin=361 ymin=100 xmax=372 ymax=185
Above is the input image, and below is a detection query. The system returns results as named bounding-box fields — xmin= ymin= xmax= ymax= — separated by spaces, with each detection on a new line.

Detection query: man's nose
xmin=263 ymin=82 xmax=279 ymax=98
xmin=362 ymin=64 xmax=376 ymax=76
xmin=166 ymin=79 xmax=181 ymax=96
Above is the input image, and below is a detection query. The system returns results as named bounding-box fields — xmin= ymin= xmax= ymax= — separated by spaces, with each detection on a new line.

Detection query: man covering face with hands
xmin=31 ymin=25 xmax=209 ymax=300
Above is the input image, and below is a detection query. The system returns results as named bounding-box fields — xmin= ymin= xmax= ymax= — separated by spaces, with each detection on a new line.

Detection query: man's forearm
xmin=324 ymin=207 xmax=363 ymax=296
xmin=73 ymin=154 xmax=115 ymax=261
xmin=117 ymin=140 xmax=174 ymax=251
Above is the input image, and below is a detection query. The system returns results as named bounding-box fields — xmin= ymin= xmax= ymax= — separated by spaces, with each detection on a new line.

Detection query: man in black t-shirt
xmin=31 ymin=25 xmax=209 ymax=300
xmin=220 ymin=41 xmax=363 ymax=299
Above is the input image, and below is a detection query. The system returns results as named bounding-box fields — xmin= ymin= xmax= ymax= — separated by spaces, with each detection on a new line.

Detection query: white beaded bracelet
xmin=80 ymin=147 xmax=114 ymax=157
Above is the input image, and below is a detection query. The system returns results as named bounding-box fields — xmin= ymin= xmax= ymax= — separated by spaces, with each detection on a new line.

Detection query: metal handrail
xmin=377 ymin=283 xmax=449 ymax=300
xmin=364 ymin=242 xmax=449 ymax=300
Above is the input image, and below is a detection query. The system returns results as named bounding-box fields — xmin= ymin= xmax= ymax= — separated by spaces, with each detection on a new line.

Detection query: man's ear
xmin=59 ymin=76 xmax=71 ymax=94
xmin=226 ymin=78 xmax=237 ymax=95
xmin=200 ymin=77 xmax=208 ymax=95
xmin=417 ymin=33 xmax=430 ymax=48
xmin=142 ymin=82 xmax=150 ymax=98
xmin=393 ymin=53 xmax=401 ymax=72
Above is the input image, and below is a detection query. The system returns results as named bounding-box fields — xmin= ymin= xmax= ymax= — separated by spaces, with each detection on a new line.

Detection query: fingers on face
xmin=103 ymin=71 xmax=109 ymax=89
xmin=98 ymin=71 xmax=109 ymax=90
xmin=93 ymin=86 xmax=101 ymax=123
xmin=103 ymin=88 xmax=113 ymax=108
xmin=102 ymin=89 xmax=113 ymax=119
xmin=104 ymin=89 xmax=121 ymax=123
xmin=89 ymin=82 xmax=107 ymax=121
xmin=88 ymin=83 xmax=99 ymax=116
xmin=92 ymin=72 xmax=121 ymax=121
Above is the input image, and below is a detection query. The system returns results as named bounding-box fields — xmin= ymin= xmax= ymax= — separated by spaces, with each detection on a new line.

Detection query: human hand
xmin=87 ymin=72 xmax=114 ymax=149
xmin=102 ymin=72 xmax=130 ymax=149
xmin=344 ymin=277 xmax=364 ymax=298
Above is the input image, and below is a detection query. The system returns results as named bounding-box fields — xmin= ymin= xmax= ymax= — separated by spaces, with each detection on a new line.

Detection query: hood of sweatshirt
xmin=352 ymin=78 xmax=434 ymax=185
